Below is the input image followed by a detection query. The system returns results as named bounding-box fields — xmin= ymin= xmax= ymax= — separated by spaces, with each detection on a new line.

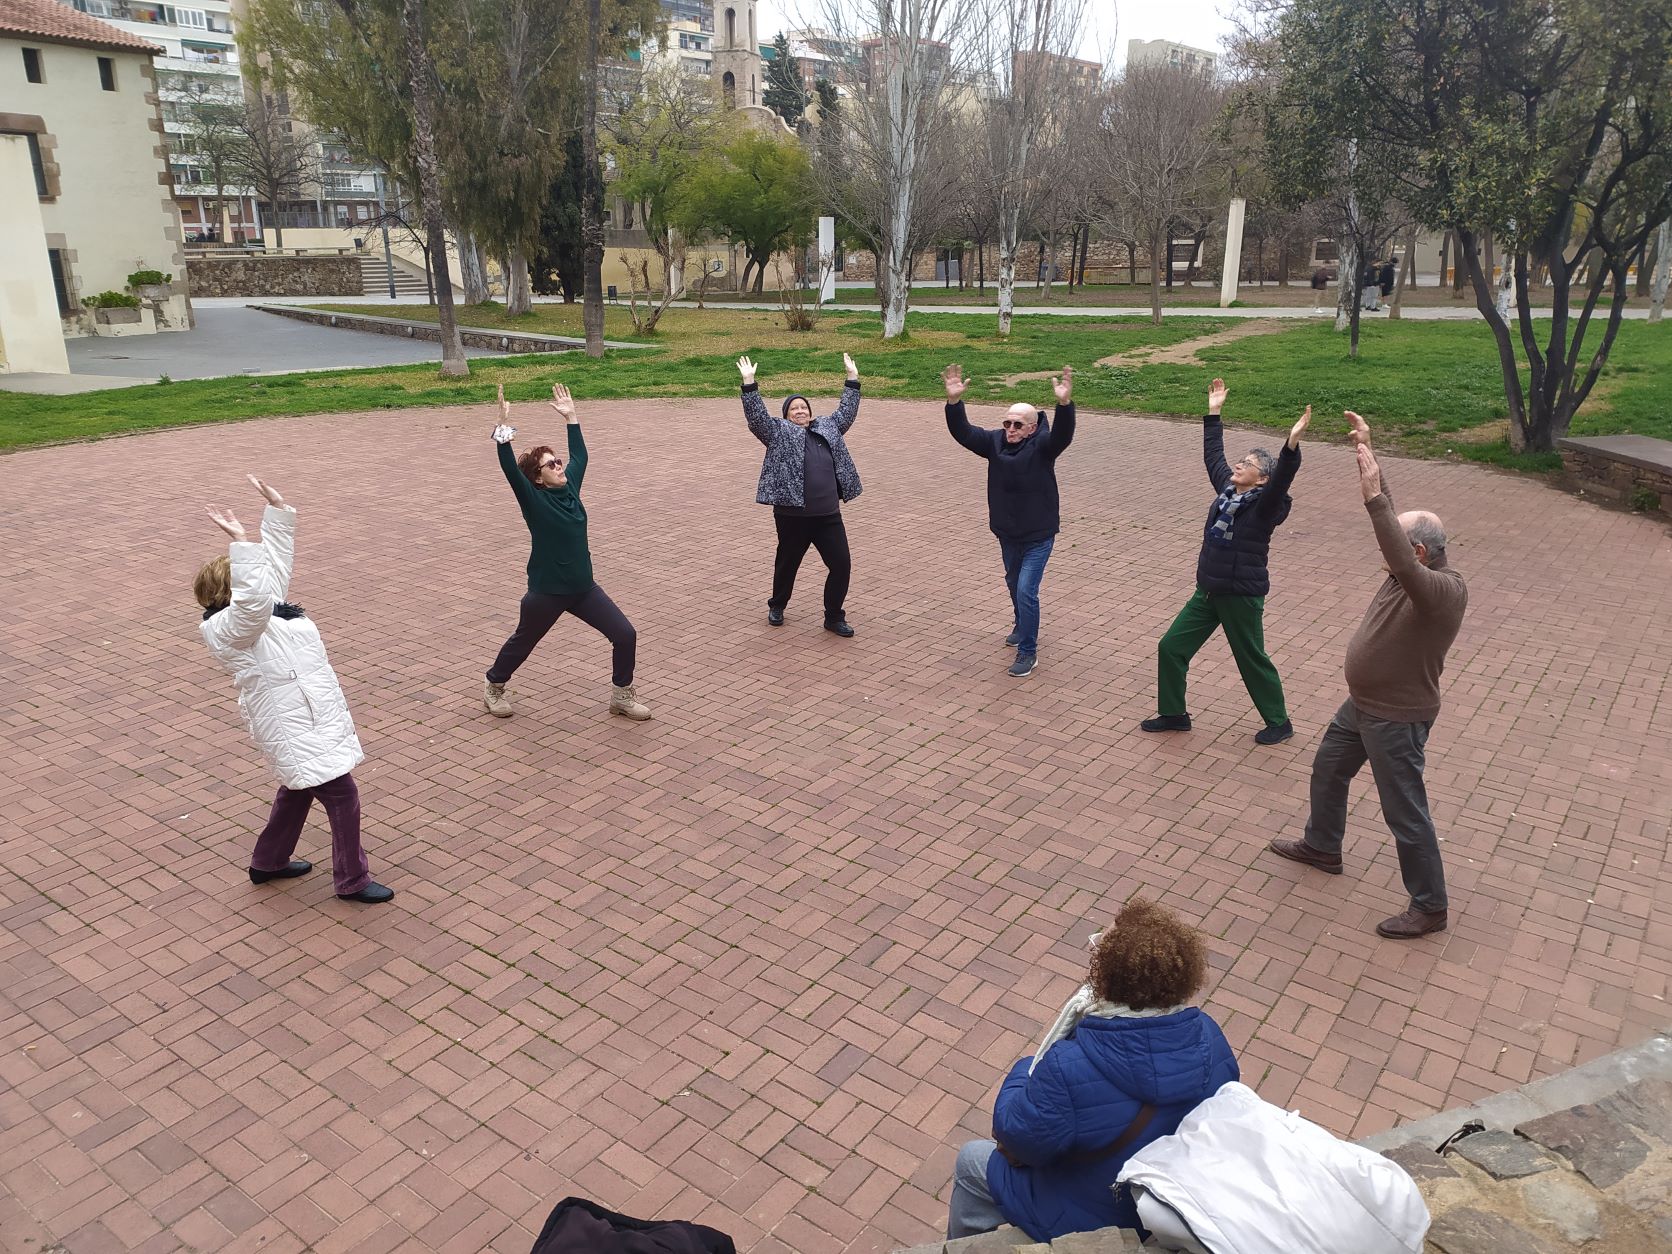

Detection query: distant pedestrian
xmin=1268 ymin=411 xmax=1468 ymax=939
xmin=1378 ymin=257 xmax=1397 ymax=298
xmin=197 ymin=476 xmax=393 ymax=904
xmin=483 ymin=383 xmax=650 ymax=722
xmin=737 ymin=352 xmax=863 ymax=636
xmin=1141 ymin=377 xmax=1309 ymax=744
xmin=1360 ymin=261 xmax=1382 ymax=311
xmin=943 ymin=363 xmax=1076 ymax=677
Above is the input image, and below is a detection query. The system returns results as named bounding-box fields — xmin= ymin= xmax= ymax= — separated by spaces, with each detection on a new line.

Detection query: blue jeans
xmin=947 ymin=1139 xmax=1006 ymax=1239
xmin=1000 ymin=537 xmax=1055 ymax=655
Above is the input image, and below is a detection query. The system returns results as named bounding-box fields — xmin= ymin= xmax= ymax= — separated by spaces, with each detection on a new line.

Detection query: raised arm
xmin=943 ymin=363 xmax=994 ymax=457
xmin=1346 ymin=409 xmax=1393 ymax=509
xmin=1203 ymin=377 xmax=1232 ymax=492
xmin=201 ymin=489 xmax=292 ymax=651
xmin=492 ymin=385 xmax=537 ymax=506
xmin=834 ymin=352 xmax=861 ymax=434
xmin=1044 ymin=366 xmax=1075 ymax=456
xmin=551 ymin=384 xmax=586 ymax=492
xmin=738 ymin=355 xmax=775 ymax=445
xmin=1358 ymin=445 xmax=1454 ymax=605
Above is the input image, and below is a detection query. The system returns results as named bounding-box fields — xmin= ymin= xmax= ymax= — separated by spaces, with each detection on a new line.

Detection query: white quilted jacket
xmin=200 ymin=505 xmax=364 ymax=790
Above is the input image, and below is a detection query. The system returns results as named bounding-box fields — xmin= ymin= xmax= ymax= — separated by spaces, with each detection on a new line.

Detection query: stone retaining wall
xmin=248 ymin=303 xmax=646 ymax=354
xmin=185 ymin=255 xmax=364 ymax=298
xmin=1558 ymin=436 xmax=1672 ymax=519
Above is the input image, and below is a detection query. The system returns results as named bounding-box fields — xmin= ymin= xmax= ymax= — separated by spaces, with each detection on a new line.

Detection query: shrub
xmin=83 ymin=291 xmax=141 ymax=310
xmin=127 ymin=269 xmax=172 ymax=288
xmin=1630 ymin=486 xmax=1661 ymax=513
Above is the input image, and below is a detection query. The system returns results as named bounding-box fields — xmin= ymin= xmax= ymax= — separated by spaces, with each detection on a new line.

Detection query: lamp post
xmin=376 ymin=168 xmax=396 ymax=300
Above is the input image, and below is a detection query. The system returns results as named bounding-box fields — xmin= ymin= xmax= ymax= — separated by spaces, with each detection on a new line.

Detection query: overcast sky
xmin=752 ymin=0 xmax=1242 ymax=69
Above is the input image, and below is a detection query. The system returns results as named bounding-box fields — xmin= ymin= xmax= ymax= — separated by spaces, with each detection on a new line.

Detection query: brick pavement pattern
xmin=2 ymin=397 xmax=1669 ymax=1254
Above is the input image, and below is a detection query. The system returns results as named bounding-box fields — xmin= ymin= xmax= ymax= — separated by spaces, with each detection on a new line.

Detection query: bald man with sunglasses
xmin=944 ymin=364 xmax=1076 ymax=677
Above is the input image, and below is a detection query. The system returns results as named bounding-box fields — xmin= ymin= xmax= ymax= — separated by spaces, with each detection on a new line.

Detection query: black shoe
xmin=1007 ymin=652 xmax=1037 ymax=677
xmin=338 ymin=881 xmax=394 ymax=904
xmin=1005 ymin=629 xmax=1022 ymax=647
xmin=767 ymin=606 xmax=784 ymax=626
xmin=249 ymin=859 xmax=312 ymax=884
xmin=824 ymin=618 xmax=855 ymax=637
xmin=1255 ymin=721 xmax=1294 ymax=745
xmin=1140 ymin=714 xmax=1192 ymax=732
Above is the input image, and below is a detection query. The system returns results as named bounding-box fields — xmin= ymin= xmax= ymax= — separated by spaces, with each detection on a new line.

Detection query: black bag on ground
xmin=529 ymin=1196 xmax=737 ymax=1254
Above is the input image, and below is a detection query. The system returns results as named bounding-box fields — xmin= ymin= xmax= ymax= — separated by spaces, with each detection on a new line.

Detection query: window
xmin=164 ymin=5 xmax=208 ymax=28
xmin=22 ymin=47 xmax=43 ymax=82
xmin=48 ymin=249 xmax=74 ymax=315
xmin=725 ymin=8 xmax=735 ymax=46
xmin=98 ymin=57 xmax=116 ymax=90
xmin=13 ymin=132 xmax=49 ymax=197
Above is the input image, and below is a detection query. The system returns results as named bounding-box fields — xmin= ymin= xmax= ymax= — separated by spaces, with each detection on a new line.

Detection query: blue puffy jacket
xmin=987 ymin=1008 xmax=1239 ymax=1241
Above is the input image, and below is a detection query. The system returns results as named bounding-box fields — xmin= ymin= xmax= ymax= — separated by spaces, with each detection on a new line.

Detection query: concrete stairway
xmin=358 ymin=255 xmax=430 ymax=299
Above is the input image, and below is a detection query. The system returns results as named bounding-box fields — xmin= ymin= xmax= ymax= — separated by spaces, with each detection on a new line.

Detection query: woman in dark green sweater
xmin=483 ymin=383 xmax=650 ymax=721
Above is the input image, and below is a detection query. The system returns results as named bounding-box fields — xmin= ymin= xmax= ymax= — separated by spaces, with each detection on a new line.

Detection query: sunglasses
xmin=539 ymin=458 xmax=561 ymax=471
xmin=1001 ymin=419 xmax=1030 ymax=431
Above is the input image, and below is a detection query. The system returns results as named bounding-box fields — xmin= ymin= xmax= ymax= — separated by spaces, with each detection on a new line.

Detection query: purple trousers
xmin=249 ymin=772 xmax=370 ymax=896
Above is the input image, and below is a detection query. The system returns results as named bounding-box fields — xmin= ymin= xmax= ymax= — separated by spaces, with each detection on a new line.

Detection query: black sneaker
xmin=1255 ymin=721 xmax=1294 ymax=745
xmin=767 ymin=606 xmax=784 ymax=626
xmin=250 ymin=859 xmax=312 ymax=884
xmin=338 ymin=882 xmax=395 ymax=904
xmin=1005 ymin=629 xmax=1022 ymax=647
xmin=824 ymin=618 xmax=855 ymax=637
xmin=1140 ymin=714 xmax=1192 ymax=732
xmin=1007 ymin=652 xmax=1037 ymax=677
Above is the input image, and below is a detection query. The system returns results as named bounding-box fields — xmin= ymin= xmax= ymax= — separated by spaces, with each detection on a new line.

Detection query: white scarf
xmin=1029 ymin=984 xmax=1188 ymax=1074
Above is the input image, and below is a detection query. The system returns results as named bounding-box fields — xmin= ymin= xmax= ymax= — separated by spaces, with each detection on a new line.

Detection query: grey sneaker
xmin=483 ymin=679 xmax=513 ymax=718
xmin=1005 ymin=629 xmax=1022 ymax=647
xmin=1007 ymin=652 xmax=1037 ymax=677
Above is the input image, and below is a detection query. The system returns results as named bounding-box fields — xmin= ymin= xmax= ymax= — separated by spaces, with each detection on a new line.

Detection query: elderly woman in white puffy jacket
xmin=196 ymin=475 xmax=393 ymax=904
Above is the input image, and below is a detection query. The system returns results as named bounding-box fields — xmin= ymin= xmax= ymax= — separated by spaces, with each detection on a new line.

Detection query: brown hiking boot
xmin=1376 ymin=906 xmax=1448 ymax=939
xmin=483 ymin=679 xmax=513 ymax=718
xmin=1267 ymin=838 xmax=1344 ymax=875
xmin=610 ymin=684 xmax=651 ymax=721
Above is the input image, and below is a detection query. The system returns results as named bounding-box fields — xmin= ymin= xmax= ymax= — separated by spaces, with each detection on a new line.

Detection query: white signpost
xmin=1220 ymin=197 xmax=1247 ymax=309
xmin=818 ymin=215 xmax=837 ymax=305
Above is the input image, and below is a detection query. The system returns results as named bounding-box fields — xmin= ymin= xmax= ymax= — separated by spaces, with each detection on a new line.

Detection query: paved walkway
xmin=1 ymin=399 xmax=1669 ymax=1254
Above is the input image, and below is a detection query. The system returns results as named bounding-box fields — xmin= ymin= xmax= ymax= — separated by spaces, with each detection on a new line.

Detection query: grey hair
xmin=1405 ymin=514 xmax=1447 ymax=555
xmin=1245 ymin=448 xmax=1277 ymax=479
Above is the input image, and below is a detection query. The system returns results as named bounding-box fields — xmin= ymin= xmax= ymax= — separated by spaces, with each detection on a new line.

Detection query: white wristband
xmin=492 ymin=424 xmax=516 ymax=444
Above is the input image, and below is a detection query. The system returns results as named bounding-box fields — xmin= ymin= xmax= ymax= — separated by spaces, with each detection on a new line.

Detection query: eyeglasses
xmin=539 ymin=459 xmax=560 ymax=471
xmin=1001 ymin=419 xmax=1029 ymax=431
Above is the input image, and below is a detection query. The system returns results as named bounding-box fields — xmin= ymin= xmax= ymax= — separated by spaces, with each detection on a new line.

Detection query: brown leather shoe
xmin=1376 ymin=906 xmax=1448 ymax=939
xmin=1267 ymin=838 xmax=1343 ymax=875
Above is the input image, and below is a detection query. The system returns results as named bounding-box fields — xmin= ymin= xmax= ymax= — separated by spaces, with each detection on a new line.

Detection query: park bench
xmin=1558 ymin=434 xmax=1672 ymax=519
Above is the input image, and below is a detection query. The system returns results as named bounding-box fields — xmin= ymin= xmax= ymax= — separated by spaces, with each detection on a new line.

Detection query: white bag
xmin=1116 ymin=1082 xmax=1429 ymax=1254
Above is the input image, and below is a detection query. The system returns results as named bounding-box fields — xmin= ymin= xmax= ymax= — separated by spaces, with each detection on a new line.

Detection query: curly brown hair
xmin=516 ymin=445 xmax=557 ymax=483
xmin=1088 ymin=897 xmax=1207 ymax=1010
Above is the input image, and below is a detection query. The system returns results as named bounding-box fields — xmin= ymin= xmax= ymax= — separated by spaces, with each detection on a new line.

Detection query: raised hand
xmin=1344 ymin=409 xmax=1371 ymax=448
xmin=843 ymin=352 xmax=859 ymax=381
xmin=1208 ymin=377 xmax=1228 ymax=415
xmin=492 ymin=383 xmax=516 ymax=443
xmin=737 ymin=355 xmax=757 ymax=385
xmin=1287 ymin=404 xmax=1311 ymax=449
xmin=1053 ymin=365 xmax=1073 ymax=405
xmin=549 ymin=382 xmax=576 ymax=422
xmin=1356 ymin=441 xmax=1383 ymax=501
xmin=205 ymin=505 xmax=247 ymax=542
xmin=942 ymin=363 xmax=969 ymax=403
xmin=247 ymin=474 xmax=284 ymax=508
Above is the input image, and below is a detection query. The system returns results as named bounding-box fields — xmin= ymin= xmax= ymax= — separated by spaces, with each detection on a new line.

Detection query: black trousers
xmin=487 ymin=583 xmax=636 ymax=688
xmin=770 ymin=511 xmax=850 ymax=620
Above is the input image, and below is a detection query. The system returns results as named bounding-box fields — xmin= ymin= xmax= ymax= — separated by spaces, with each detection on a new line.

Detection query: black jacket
xmin=530 ymin=1197 xmax=735 ymax=1254
xmin=946 ymin=401 xmax=1076 ymax=542
xmin=1193 ymin=415 xmax=1300 ymax=597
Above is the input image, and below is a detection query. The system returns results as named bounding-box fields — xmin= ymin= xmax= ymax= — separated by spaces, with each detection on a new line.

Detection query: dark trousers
xmin=1304 ymin=698 xmax=1448 ymax=912
xmin=770 ymin=511 xmax=850 ymax=621
xmin=250 ymin=772 xmax=370 ymax=896
xmin=488 ymin=583 xmax=636 ymax=688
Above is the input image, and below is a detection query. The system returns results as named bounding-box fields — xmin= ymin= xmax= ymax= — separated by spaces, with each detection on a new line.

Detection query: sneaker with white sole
xmin=483 ymin=679 xmax=513 ymax=718
xmin=1007 ymin=652 xmax=1037 ymax=677
xmin=610 ymin=684 xmax=652 ymax=720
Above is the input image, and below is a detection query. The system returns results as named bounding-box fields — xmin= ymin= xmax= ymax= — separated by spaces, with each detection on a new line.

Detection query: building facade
xmin=1 ymin=0 xmax=192 ymax=372
xmin=1125 ymin=37 xmax=1217 ymax=77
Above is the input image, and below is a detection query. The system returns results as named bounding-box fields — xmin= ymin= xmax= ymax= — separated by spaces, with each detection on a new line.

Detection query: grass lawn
xmin=3 ymin=303 xmax=1668 ymax=472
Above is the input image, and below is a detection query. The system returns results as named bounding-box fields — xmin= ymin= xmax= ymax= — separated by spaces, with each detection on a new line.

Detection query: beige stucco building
xmin=1 ymin=0 xmax=191 ymax=374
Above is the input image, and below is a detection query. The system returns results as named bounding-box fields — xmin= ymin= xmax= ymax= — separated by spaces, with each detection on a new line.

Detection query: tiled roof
xmin=0 ymin=0 xmax=163 ymax=55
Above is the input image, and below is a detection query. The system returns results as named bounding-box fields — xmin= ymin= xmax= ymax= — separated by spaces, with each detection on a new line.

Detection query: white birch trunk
xmin=997 ymin=208 xmax=1020 ymax=336
xmin=458 ymin=234 xmax=489 ymax=304
xmin=1650 ymin=218 xmax=1670 ymax=323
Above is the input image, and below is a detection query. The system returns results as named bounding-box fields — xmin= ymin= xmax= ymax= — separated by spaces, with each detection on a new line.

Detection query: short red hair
xmin=517 ymin=445 xmax=556 ymax=483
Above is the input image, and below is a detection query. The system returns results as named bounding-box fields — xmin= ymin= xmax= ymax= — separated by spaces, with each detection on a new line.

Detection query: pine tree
xmin=762 ymin=33 xmax=806 ymax=125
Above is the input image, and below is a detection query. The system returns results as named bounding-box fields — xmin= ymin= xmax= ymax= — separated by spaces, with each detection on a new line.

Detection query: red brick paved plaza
xmin=2 ymin=396 xmax=1669 ymax=1253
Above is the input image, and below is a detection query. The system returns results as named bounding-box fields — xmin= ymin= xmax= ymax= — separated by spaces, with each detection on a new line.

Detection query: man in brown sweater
xmin=1268 ymin=412 xmax=1468 ymax=938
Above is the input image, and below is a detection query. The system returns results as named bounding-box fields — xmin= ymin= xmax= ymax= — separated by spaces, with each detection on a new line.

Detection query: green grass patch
xmin=3 ymin=306 xmax=1668 ymax=467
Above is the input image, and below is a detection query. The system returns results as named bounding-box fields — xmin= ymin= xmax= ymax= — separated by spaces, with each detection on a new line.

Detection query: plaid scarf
xmin=1208 ymin=485 xmax=1260 ymax=544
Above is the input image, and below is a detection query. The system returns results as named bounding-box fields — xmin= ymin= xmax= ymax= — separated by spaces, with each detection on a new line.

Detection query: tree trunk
xmin=401 ymin=0 xmax=466 ymax=375
xmin=580 ymin=0 xmax=605 ymax=357
xmin=458 ymin=232 xmax=489 ymax=304
xmin=1042 ymin=230 xmax=1058 ymax=300
xmin=882 ymin=241 xmax=910 ymax=337
xmin=1437 ymin=230 xmax=1450 ymax=288
xmin=1388 ymin=227 xmax=1418 ymax=320
xmin=273 ymin=218 xmax=285 ymax=249
xmin=1456 ymin=225 xmax=1530 ymax=449
xmin=1334 ymin=235 xmax=1356 ymax=333
xmin=1128 ymin=240 xmax=1136 ymax=285
xmin=997 ymin=218 xmax=1017 ymax=336
xmin=977 ymin=240 xmax=986 ymax=290
xmin=1163 ymin=221 xmax=1174 ymax=290
xmin=506 ymin=246 xmax=532 ymax=314
xmin=1650 ymin=219 xmax=1671 ymax=323
xmin=1639 ymin=228 xmax=1660 ymax=299
xmin=752 ymin=252 xmax=768 ymax=293
xmin=1147 ymin=223 xmax=1163 ymax=325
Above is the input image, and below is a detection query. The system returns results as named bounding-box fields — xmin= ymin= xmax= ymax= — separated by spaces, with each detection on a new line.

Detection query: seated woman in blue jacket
xmin=947 ymin=897 xmax=1239 ymax=1242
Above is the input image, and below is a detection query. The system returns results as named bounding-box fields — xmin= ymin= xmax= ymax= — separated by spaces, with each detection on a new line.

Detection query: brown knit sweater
xmin=1342 ymin=490 xmax=1468 ymax=723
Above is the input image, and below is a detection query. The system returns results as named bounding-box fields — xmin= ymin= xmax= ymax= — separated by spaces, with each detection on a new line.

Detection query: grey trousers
xmin=1303 ymin=698 xmax=1449 ymax=913
xmin=947 ymin=1140 xmax=1006 ymax=1239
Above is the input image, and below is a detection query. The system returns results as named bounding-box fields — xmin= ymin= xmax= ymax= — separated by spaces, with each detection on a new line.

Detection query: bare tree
xmin=815 ymin=0 xmax=988 ymax=337
xmin=170 ymin=96 xmax=247 ymax=243
xmin=978 ymin=0 xmax=1087 ymax=333
xmin=225 ymin=93 xmax=319 ymax=249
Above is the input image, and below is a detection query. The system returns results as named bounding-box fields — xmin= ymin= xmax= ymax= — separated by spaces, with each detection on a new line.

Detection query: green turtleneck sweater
xmin=499 ymin=425 xmax=593 ymax=595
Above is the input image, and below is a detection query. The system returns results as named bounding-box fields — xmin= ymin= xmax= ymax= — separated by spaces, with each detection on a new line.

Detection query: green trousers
xmin=1157 ymin=588 xmax=1288 ymax=726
